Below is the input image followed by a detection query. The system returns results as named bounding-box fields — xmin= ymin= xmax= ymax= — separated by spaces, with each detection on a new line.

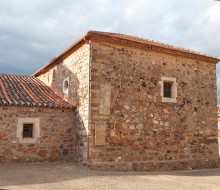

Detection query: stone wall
xmin=37 ymin=43 xmax=90 ymax=164
xmin=218 ymin=117 xmax=220 ymax=138
xmin=0 ymin=106 xmax=75 ymax=163
xmin=88 ymin=40 xmax=219 ymax=171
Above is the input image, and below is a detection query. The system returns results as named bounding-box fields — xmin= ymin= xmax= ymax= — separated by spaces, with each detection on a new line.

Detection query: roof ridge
xmin=34 ymin=30 xmax=219 ymax=77
xmin=87 ymin=30 xmax=219 ymax=60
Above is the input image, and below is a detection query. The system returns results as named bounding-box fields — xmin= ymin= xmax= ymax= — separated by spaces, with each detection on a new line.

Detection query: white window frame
xmin=159 ymin=76 xmax=178 ymax=103
xmin=63 ymin=77 xmax=69 ymax=95
xmin=17 ymin=118 xmax=40 ymax=143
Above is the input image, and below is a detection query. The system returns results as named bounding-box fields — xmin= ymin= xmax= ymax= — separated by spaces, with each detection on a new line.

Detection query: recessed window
xmin=163 ymin=82 xmax=173 ymax=98
xmin=64 ymin=80 xmax=69 ymax=91
xmin=63 ymin=77 xmax=69 ymax=94
xmin=17 ymin=118 xmax=40 ymax=143
xmin=23 ymin=124 xmax=33 ymax=138
xmin=159 ymin=76 xmax=178 ymax=103
xmin=52 ymin=68 xmax=56 ymax=82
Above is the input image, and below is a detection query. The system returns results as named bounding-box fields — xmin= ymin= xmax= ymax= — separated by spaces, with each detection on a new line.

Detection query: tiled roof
xmin=0 ymin=73 xmax=74 ymax=109
xmin=88 ymin=31 xmax=220 ymax=61
xmin=33 ymin=30 xmax=219 ymax=77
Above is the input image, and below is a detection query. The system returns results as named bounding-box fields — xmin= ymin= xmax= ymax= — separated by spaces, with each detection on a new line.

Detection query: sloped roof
xmin=0 ymin=73 xmax=74 ymax=109
xmin=90 ymin=31 xmax=219 ymax=60
xmin=33 ymin=30 xmax=219 ymax=77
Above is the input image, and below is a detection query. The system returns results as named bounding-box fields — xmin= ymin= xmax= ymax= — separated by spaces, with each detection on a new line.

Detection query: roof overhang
xmin=33 ymin=31 xmax=220 ymax=77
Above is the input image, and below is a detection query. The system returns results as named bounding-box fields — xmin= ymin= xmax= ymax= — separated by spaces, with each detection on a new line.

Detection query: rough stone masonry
xmin=34 ymin=31 xmax=220 ymax=171
xmin=0 ymin=106 xmax=75 ymax=163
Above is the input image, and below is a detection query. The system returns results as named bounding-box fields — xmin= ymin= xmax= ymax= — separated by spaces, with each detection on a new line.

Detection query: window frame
xmin=23 ymin=123 xmax=34 ymax=138
xmin=63 ymin=77 xmax=69 ymax=95
xmin=17 ymin=118 xmax=40 ymax=143
xmin=159 ymin=76 xmax=178 ymax=103
xmin=163 ymin=81 xmax=173 ymax=98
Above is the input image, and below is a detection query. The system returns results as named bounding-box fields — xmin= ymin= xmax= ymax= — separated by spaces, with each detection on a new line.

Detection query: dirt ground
xmin=0 ymin=163 xmax=220 ymax=190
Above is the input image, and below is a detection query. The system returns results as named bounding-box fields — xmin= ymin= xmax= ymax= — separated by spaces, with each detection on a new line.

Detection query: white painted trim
xmin=17 ymin=118 xmax=40 ymax=143
xmin=63 ymin=77 xmax=69 ymax=94
xmin=159 ymin=76 xmax=178 ymax=103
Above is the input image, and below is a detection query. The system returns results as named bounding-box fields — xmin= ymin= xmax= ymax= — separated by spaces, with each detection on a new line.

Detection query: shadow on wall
xmin=48 ymin=64 xmax=88 ymax=164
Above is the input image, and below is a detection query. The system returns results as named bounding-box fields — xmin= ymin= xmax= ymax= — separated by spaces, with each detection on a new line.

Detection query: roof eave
xmin=88 ymin=31 xmax=220 ymax=64
xmin=33 ymin=33 xmax=89 ymax=77
xmin=0 ymin=102 xmax=75 ymax=109
xmin=33 ymin=31 xmax=220 ymax=77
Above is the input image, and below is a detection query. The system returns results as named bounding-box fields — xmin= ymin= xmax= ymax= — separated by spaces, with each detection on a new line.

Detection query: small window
xmin=63 ymin=77 xmax=69 ymax=94
xmin=17 ymin=118 xmax=40 ymax=143
xmin=163 ymin=82 xmax=173 ymax=98
xmin=64 ymin=80 xmax=69 ymax=91
xmin=52 ymin=69 xmax=56 ymax=82
xmin=23 ymin=124 xmax=33 ymax=138
xmin=159 ymin=76 xmax=178 ymax=103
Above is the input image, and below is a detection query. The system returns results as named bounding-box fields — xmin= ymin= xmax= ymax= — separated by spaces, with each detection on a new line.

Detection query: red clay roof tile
xmin=0 ymin=73 xmax=74 ymax=109
xmin=88 ymin=31 xmax=219 ymax=60
xmin=33 ymin=30 xmax=219 ymax=77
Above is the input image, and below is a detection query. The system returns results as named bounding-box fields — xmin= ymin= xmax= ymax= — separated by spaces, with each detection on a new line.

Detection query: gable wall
xmin=88 ymin=40 xmax=219 ymax=171
xmin=37 ymin=43 xmax=90 ymax=164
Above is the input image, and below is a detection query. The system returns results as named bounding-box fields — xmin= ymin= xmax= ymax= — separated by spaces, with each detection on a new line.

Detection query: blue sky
xmin=0 ymin=0 xmax=220 ymax=100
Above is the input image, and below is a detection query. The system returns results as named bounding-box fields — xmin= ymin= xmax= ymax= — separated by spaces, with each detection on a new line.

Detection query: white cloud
xmin=0 ymin=0 xmax=220 ymax=101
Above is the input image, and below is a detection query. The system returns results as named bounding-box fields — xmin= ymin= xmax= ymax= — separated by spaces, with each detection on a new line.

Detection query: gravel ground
xmin=0 ymin=163 xmax=220 ymax=190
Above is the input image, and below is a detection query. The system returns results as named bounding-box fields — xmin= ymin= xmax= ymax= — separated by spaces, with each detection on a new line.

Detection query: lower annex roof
xmin=0 ymin=73 xmax=74 ymax=109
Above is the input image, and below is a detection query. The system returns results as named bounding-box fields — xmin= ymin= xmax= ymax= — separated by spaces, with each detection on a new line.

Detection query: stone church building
xmin=0 ymin=31 xmax=219 ymax=171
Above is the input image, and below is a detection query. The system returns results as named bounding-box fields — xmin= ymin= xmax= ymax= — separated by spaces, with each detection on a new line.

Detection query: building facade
xmin=0 ymin=31 xmax=219 ymax=171
xmin=217 ymin=105 xmax=220 ymax=147
xmin=0 ymin=74 xmax=75 ymax=162
xmin=1 ymin=31 xmax=219 ymax=171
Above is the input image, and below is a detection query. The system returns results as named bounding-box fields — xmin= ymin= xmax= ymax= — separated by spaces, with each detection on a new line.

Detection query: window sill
xmin=162 ymin=97 xmax=177 ymax=103
xmin=19 ymin=138 xmax=37 ymax=144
